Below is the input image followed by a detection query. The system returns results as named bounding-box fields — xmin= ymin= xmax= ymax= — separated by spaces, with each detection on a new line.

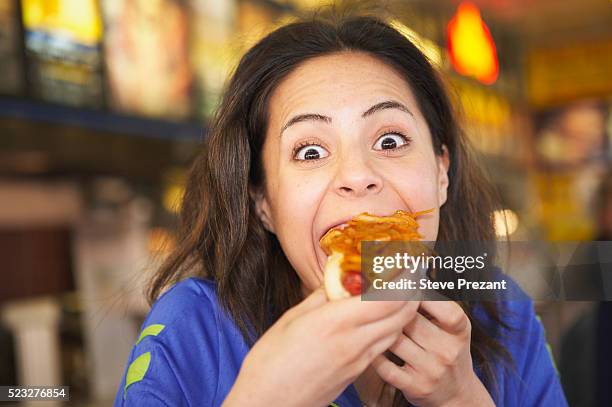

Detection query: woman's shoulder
xmin=473 ymin=273 xmax=567 ymax=406
xmin=147 ymin=277 xmax=220 ymax=322
xmin=139 ymin=277 xmax=247 ymax=347
xmin=116 ymin=278 xmax=249 ymax=406
xmin=472 ymin=271 xmax=545 ymax=353
xmin=130 ymin=277 xmax=224 ymax=351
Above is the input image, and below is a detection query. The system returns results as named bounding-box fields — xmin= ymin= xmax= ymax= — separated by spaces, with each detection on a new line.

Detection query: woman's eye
xmin=294 ymin=144 xmax=329 ymax=161
xmin=373 ymin=133 xmax=410 ymax=151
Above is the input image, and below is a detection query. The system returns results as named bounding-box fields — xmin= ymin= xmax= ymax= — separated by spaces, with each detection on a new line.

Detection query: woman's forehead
xmin=267 ymin=51 xmax=423 ymax=129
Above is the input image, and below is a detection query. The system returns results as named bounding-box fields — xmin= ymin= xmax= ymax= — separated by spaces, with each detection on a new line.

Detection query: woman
xmin=115 ymin=13 xmax=567 ymax=407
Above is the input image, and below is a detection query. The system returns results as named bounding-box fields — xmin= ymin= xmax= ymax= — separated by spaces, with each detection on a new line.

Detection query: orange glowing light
xmin=447 ymin=2 xmax=498 ymax=85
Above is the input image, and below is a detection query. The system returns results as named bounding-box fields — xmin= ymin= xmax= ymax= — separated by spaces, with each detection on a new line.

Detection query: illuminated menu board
xmin=101 ymin=0 xmax=193 ymax=119
xmin=0 ymin=0 xmax=25 ymax=95
xmin=189 ymin=0 xmax=235 ymax=119
xmin=21 ymin=0 xmax=104 ymax=107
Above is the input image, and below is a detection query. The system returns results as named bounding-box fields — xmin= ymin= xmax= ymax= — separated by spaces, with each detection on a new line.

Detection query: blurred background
xmin=0 ymin=0 xmax=610 ymax=406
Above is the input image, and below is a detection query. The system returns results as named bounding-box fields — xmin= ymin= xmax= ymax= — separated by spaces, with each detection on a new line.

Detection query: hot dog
xmin=319 ymin=209 xmax=432 ymax=300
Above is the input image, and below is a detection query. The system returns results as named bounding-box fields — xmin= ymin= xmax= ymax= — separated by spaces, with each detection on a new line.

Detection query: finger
xmin=361 ymin=327 xmax=407 ymax=366
xmin=403 ymin=311 xmax=445 ymax=352
xmin=372 ymin=354 xmax=415 ymax=391
xmin=287 ymin=288 xmax=327 ymax=318
xmin=418 ymin=301 xmax=469 ymax=334
xmin=356 ymin=302 xmax=419 ymax=349
xmin=326 ymin=297 xmax=409 ymax=326
xmin=403 ymin=312 xmax=469 ymax=379
xmin=387 ymin=334 xmax=427 ymax=369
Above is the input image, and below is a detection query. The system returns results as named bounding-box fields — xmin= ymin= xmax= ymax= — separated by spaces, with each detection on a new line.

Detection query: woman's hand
xmin=223 ymin=289 xmax=419 ymax=407
xmin=372 ymin=301 xmax=494 ymax=407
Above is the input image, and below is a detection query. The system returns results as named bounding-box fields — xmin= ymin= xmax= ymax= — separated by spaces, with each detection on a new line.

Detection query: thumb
xmin=293 ymin=287 xmax=327 ymax=315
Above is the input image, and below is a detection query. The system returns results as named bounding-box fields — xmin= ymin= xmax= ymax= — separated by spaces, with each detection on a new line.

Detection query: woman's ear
xmin=437 ymin=145 xmax=450 ymax=206
xmin=250 ymin=188 xmax=275 ymax=234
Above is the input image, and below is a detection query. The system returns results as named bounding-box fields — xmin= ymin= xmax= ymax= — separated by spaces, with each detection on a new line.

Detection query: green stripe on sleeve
xmin=330 ymin=403 xmax=340 ymax=407
xmin=124 ymin=352 xmax=151 ymax=399
xmin=545 ymin=342 xmax=559 ymax=375
xmin=136 ymin=324 xmax=166 ymax=345
xmin=536 ymin=315 xmax=559 ymax=375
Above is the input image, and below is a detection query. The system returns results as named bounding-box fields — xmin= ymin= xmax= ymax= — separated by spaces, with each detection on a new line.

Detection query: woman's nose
xmin=333 ymin=153 xmax=383 ymax=198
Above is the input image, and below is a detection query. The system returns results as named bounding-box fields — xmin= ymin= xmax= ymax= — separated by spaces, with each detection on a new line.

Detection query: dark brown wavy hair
xmin=148 ymin=10 xmax=511 ymax=407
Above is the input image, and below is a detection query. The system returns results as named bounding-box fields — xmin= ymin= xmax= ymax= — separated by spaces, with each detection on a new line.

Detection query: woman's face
xmin=255 ymin=51 xmax=449 ymax=292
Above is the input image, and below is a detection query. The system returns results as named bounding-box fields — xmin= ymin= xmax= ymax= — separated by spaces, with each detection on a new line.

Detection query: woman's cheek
xmin=419 ymin=216 xmax=440 ymax=242
xmin=276 ymin=176 xmax=321 ymax=224
xmin=273 ymin=177 xmax=321 ymax=259
xmin=388 ymin=165 xmax=441 ymax=240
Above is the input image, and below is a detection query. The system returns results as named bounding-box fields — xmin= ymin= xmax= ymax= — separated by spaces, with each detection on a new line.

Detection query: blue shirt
xmin=114 ymin=277 xmax=568 ymax=406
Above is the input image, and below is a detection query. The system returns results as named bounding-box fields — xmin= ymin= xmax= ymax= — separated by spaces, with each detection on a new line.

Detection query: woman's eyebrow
xmin=362 ymin=100 xmax=414 ymax=118
xmin=281 ymin=113 xmax=331 ymax=136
